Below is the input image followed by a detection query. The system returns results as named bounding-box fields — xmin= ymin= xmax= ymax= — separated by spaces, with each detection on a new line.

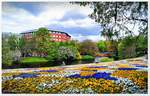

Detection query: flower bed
xmin=2 ymin=58 xmax=148 ymax=94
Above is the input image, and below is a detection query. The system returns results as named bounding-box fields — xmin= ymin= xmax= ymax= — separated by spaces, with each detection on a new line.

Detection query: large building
xmin=21 ymin=29 xmax=71 ymax=42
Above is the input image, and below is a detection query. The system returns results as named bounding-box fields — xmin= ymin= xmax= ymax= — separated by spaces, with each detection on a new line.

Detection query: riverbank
xmin=2 ymin=56 xmax=147 ymax=72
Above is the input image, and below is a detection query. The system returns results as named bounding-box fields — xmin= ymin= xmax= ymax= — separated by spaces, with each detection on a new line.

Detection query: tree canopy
xmin=79 ymin=39 xmax=99 ymax=56
xmin=74 ymin=2 xmax=148 ymax=40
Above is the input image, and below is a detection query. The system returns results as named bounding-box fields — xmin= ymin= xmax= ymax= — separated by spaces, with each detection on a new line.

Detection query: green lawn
xmin=100 ymin=57 xmax=114 ymax=62
xmin=20 ymin=57 xmax=49 ymax=63
xmin=81 ymin=55 xmax=94 ymax=60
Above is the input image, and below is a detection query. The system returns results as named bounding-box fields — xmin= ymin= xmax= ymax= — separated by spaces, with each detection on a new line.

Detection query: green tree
xmin=136 ymin=34 xmax=147 ymax=56
xmin=34 ymin=27 xmax=51 ymax=57
xmin=118 ymin=36 xmax=136 ymax=59
xmin=75 ymin=2 xmax=147 ymax=38
xmin=2 ymin=33 xmax=13 ymax=66
xmin=97 ymin=40 xmax=107 ymax=52
xmin=74 ymin=2 xmax=148 ymax=59
xmin=64 ymin=40 xmax=81 ymax=60
xmin=7 ymin=34 xmax=21 ymax=61
xmin=8 ymin=34 xmax=19 ymax=50
xmin=47 ymin=41 xmax=80 ymax=61
xmin=118 ymin=41 xmax=125 ymax=59
xmin=79 ymin=39 xmax=99 ymax=56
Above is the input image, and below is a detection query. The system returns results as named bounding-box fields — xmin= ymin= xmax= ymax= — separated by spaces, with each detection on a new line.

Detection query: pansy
xmin=39 ymin=69 xmax=57 ymax=72
xmin=80 ymin=71 xmax=95 ymax=76
xmin=2 ymin=57 xmax=147 ymax=94
xmin=14 ymin=73 xmax=38 ymax=78
xmin=117 ymin=64 xmax=133 ymax=68
xmin=118 ymin=68 xmax=138 ymax=70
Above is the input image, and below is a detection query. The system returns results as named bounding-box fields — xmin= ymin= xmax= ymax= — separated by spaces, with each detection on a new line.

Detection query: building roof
xmin=20 ymin=29 xmax=71 ymax=37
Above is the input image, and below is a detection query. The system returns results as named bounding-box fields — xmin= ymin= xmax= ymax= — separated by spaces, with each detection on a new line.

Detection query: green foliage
xmin=34 ymin=27 xmax=51 ymax=55
xmin=76 ymin=2 xmax=147 ymax=40
xmin=118 ymin=42 xmax=125 ymax=59
xmin=118 ymin=36 xmax=137 ymax=59
xmin=8 ymin=34 xmax=19 ymax=50
xmin=76 ymin=2 xmax=148 ymax=60
xmin=136 ymin=35 xmax=147 ymax=56
xmin=81 ymin=55 xmax=94 ymax=60
xmin=18 ymin=37 xmax=26 ymax=51
xmin=100 ymin=57 xmax=114 ymax=62
xmin=2 ymin=40 xmax=13 ymax=66
xmin=97 ymin=40 xmax=107 ymax=52
xmin=47 ymin=41 xmax=80 ymax=62
xmin=76 ymin=51 xmax=82 ymax=60
xmin=118 ymin=34 xmax=147 ymax=59
xmin=2 ymin=33 xmax=22 ymax=67
xmin=79 ymin=39 xmax=99 ymax=56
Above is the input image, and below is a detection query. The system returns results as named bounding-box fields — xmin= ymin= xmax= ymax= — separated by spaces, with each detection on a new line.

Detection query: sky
xmin=2 ymin=2 xmax=104 ymax=41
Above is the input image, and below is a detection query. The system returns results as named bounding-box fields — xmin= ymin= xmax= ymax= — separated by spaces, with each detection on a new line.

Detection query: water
xmin=3 ymin=60 xmax=94 ymax=69
xmin=69 ymin=60 xmax=94 ymax=65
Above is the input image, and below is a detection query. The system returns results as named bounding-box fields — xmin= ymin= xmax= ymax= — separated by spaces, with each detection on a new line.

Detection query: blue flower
xmin=14 ymin=73 xmax=38 ymax=78
xmin=118 ymin=68 xmax=138 ymax=70
xmin=135 ymin=65 xmax=147 ymax=68
xmin=40 ymin=70 xmax=57 ymax=72
xmin=67 ymin=72 xmax=117 ymax=80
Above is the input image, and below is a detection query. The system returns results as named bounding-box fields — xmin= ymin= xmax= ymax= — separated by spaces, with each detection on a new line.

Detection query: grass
xmin=20 ymin=57 xmax=49 ymax=63
xmin=81 ymin=55 xmax=94 ymax=60
xmin=100 ymin=57 xmax=114 ymax=62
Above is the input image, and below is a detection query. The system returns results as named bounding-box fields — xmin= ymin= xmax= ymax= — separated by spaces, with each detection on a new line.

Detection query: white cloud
xmin=2 ymin=2 xmax=96 ymax=33
xmin=71 ymin=34 xmax=105 ymax=42
xmin=50 ymin=17 xmax=98 ymax=29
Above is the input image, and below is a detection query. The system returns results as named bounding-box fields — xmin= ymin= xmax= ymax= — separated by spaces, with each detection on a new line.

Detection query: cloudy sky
xmin=2 ymin=2 xmax=103 ymax=41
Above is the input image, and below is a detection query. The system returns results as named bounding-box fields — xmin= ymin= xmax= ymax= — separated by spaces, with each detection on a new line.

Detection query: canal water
xmin=69 ymin=60 xmax=94 ymax=65
xmin=2 ymin=60 xmax=95 ymax=69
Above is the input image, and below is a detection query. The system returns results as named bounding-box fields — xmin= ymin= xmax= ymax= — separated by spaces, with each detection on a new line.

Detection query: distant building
xmin=21 ymin=29 xmax=71 ymax=42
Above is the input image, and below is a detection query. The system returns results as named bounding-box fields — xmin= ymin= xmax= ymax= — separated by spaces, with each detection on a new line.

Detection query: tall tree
xmin=97 ymin=40 xmax=107 ymax=52
xmin=79 ymin=39 xmax=99 ymax=56
xmin=2 ymin=33 xmax=13 ymax=66
xmin=74 ymin=2 xmax=148 ymax=59
xmin=34 ymin=27 xmax=51 ymax=57
xmin=8 ymin=34 xmax=20 ymax=50
xmin=7 ymin=34 xmax=21 ymax=61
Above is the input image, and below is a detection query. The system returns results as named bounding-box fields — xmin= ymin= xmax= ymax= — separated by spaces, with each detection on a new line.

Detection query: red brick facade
xmin=49 ymin=32 xmax=71 ymax=42
xmin=21 ymin=30 xmax=71 ymax=42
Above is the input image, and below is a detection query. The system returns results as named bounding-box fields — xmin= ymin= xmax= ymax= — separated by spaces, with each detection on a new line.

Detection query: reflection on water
xmin=69 ymin=60 xmax=94 ymax=65
xmin=3 ymin=60 xmax=94 ymax=69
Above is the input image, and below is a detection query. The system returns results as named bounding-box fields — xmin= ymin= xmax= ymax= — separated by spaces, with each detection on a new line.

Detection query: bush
xmin=100 ymin=57 xmax=114 ymax=62
xmin=81 ymin=55 xmax=94 ymax=60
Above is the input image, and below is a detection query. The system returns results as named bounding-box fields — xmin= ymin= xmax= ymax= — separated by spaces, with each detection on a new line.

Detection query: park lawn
xmin=20 ymin=57 xmax=49 ymax=63
xmin=100 ymin=57 xmax=114 ymax=62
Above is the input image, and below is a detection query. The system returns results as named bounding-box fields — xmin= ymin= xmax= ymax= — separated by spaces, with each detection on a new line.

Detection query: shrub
xmin=100 ymin=57 xmax=114 ymax=62
xmin=81 ymin=55 xmax=94 ymax=60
